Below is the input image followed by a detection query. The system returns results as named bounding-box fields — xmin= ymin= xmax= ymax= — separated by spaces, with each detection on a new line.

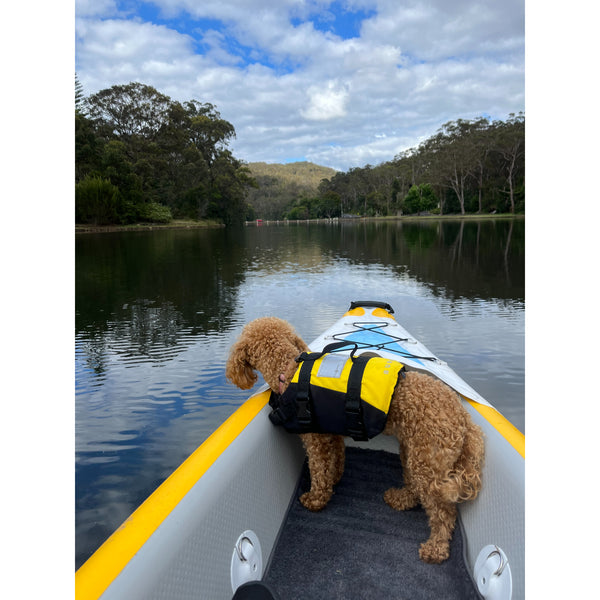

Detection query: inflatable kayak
xmin=76 ymin=301 xmax=524 ymax=600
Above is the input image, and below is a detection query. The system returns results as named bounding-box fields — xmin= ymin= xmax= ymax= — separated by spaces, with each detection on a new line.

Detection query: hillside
xmin=245 ymin=161 xmax=338 ymax=219
xmin=248 ymin=161 xmax=337 ymax=186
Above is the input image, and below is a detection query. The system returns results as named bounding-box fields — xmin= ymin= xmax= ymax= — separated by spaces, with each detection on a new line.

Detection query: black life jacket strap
xmin=345 ymin=355 xmax=371 ymax=441
xmin=295 ymin=359 xmax=314 ymax=426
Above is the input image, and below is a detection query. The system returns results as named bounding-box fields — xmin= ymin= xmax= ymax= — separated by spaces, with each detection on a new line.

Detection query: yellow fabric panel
xmin=360 ymin=357 xmax=402 ymax=413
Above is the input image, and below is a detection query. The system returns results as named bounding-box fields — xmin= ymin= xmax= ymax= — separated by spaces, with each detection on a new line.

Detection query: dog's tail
xmin=437 ymin=421 xmax=484 ymax=503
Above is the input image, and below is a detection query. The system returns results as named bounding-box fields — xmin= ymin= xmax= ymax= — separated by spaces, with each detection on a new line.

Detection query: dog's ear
xmin=225 ymin=340 xmax=258 ymax=390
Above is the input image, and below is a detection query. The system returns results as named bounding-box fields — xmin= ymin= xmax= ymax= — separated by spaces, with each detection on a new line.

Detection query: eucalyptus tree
xmin=465 ymin=117 xmax=494 ymax=213
xmin=85 ymin=82 xmax=172 ymax=142
xmin=430 ymin=119 xmax=482 ymax=215
xmin=494 ymin=113 xmax=525 ymax=214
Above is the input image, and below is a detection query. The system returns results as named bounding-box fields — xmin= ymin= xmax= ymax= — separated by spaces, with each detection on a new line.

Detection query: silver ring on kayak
xmin=487 ymin=546 xmax=507 ymax=576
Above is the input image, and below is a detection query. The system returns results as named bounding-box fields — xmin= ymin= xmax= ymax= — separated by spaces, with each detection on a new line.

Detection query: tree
xmin=85 ymin=82 xmax=172 ymax=141
xmin=320 ymin=191 xmax=341 ymax=218
xmin=75 ymin=73 xmax=85 ymax=114
xmin=467 ymin=117 xmax=493 ymax=213
xmin=76 ymin=176 xmax=121 ymax=225
xmin=75 ymin=111 xmax=102 ymax=182
xmin=184 ymin=100 xmax=236 ymax=169
xmin=403 ymin=184 xmax=438 ymax=214
xmin=77 ymin=81 xmax=256 ymax=225
xmin=431 ymin=120 xmax=481 ymax=215
xmin=495 ymin=113 xmax=525 ymax=214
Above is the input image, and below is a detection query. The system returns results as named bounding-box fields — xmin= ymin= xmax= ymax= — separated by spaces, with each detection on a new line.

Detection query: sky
xmin=75 ymin=0 xmax=524 ymax=171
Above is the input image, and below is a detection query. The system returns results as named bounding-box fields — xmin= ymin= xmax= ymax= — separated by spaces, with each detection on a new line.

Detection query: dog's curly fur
xmin=226 ymin=317 xmax=484 ymax=564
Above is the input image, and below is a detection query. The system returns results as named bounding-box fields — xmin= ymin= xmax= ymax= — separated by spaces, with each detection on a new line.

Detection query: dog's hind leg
xmin=299 ymin=433 xmax=343 ymax=511
xmin=383 ymin=437 xmax=419 ymax=510
xmin=329 ymin=434 xmax=345 ymax=485
xmin=418 ymin=499 xmax=457 ymax=564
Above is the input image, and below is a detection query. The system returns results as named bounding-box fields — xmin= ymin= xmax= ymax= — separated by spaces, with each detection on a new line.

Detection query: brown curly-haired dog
xmin=226 ymin=317 xmax=484 ymax=564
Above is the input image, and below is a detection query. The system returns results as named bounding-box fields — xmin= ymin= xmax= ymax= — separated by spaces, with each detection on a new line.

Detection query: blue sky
xmin=75 ymin=0 xmax=525 ymax=171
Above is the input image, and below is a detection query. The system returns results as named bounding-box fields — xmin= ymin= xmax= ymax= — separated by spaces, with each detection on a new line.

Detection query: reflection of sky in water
xmin=75 ymin=223 xmax=524 ymax=568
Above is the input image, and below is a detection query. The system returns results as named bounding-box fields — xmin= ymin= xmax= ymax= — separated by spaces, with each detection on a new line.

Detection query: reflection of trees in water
xmin=76 ymin=228 xmax=248 ymax=375
xmin=333 ymin=218 xmax=523 ymax=301
xmin=76 ymin=335 xmax=109 ymax=380
xmin=503 ymin=220 xmax=514 ymax=285
xmin=113 ymin=301 xmax=186 ymax=361
xmin=75 ymin=220 xmax=524 ymax=379
xmin=75 ymin=301 xmax=191 ymax=388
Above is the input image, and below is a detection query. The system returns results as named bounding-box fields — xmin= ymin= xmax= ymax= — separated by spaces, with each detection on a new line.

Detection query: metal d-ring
xmin=235 ymin=536 xmax=254 ymax=562
xmin=486 ymin=545 xmax=507 ymax=576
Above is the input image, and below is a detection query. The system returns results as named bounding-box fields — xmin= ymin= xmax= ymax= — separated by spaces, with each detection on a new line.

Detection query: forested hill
xmin=248 ymin=161 xmax=337 ymax=185
xmin=245 ymin=162 xmax=337 ymax=220
xmin=248 ymin=114 xmax=524 ymax=220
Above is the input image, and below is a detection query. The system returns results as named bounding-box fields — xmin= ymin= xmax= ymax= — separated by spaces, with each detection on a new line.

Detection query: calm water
xmin=75 ymin=218 xmax=524 ymax=568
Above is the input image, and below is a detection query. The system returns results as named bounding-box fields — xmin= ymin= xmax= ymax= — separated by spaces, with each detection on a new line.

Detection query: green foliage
xmin=138 ymin=201 xmax=173 ymax=223
xmin=75 ymin=176 xmax=122 ymax=225
xmin=403 ymin=184 xmax=438 ymax=214
xmin=284 ymin=191 xmax=341 ymax=220
xmin=75 ymin=81 xmax=256 ymax=226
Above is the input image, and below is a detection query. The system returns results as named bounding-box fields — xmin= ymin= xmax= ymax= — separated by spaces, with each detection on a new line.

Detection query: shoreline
xmin=76 ymin=213 xmax=524 ymax=234
xmin=75 ymin=219 xmax=225 ymax=234
xmin=245 ymin=213 xmax=524 ymax=226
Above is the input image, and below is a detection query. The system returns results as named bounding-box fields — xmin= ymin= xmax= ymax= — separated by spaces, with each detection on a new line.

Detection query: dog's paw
xmin=300 ymin=491 xmax=329 ymax=511
xmin=419 ymin=540 xmax=450 ymax=564
xmin=383 ymin=487 xmax=418 ymax=511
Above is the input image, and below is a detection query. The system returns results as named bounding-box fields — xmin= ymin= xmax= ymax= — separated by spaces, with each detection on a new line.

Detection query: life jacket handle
xmin=295 ymin=341 xmax=358 ymax=364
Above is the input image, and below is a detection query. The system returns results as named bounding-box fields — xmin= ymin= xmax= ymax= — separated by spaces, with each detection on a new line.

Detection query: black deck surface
xmin=264 ymin=447 xmax=481 ymax=600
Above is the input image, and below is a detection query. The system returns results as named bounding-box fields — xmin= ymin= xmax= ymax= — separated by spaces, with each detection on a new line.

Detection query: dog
xmin=226 ymin=317 xmax=484 ymax=564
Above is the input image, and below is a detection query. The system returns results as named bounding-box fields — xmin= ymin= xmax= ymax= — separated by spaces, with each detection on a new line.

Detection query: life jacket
xmin=268 ymin=342 xmax=405 ymax=441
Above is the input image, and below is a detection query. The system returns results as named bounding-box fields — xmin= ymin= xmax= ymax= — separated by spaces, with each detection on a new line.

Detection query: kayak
xmin=75 ymin=301 xmax=524 ymax=600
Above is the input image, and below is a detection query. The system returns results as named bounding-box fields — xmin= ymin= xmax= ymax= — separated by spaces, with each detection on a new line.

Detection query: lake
xmin=75 ymin=217 xmax=524 ymax=569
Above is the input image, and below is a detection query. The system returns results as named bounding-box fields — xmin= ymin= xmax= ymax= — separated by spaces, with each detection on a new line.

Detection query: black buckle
xmin=296 ymin=397 xmax=312 ymax=425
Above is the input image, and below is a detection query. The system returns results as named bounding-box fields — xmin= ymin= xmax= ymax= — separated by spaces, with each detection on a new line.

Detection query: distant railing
xmin=245 ymin=217 xmax=342 ymax=226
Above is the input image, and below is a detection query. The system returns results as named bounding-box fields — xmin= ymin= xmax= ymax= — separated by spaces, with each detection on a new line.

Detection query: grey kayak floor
xmin=264 ymin=447 xmax=481 ymax=600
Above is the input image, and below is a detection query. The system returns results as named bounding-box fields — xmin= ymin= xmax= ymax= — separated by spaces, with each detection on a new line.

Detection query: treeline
xmin=275 ymin=114 xmax=524 ymax=220
xmin=75 ymin=76 xmax=524 ymax=225
xmin=75 ymin=78 xmax=256 ymax=226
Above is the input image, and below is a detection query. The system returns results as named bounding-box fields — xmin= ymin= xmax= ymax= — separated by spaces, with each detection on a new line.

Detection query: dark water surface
xmin=75 ymin=218 xmax=524 ymax=568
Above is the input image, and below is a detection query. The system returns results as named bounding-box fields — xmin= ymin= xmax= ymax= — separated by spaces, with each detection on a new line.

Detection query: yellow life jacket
xmin=269 ymin=342 xmax=405 ymax=441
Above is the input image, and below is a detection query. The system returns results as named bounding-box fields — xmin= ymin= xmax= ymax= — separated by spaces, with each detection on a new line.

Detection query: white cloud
xmin=75 ymin=0 xmax=524 ymax=171
xmin=75 ymin=0 xmax=119 ymax=18
xmin=302 ymin=80 xmax=349 ymax=121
